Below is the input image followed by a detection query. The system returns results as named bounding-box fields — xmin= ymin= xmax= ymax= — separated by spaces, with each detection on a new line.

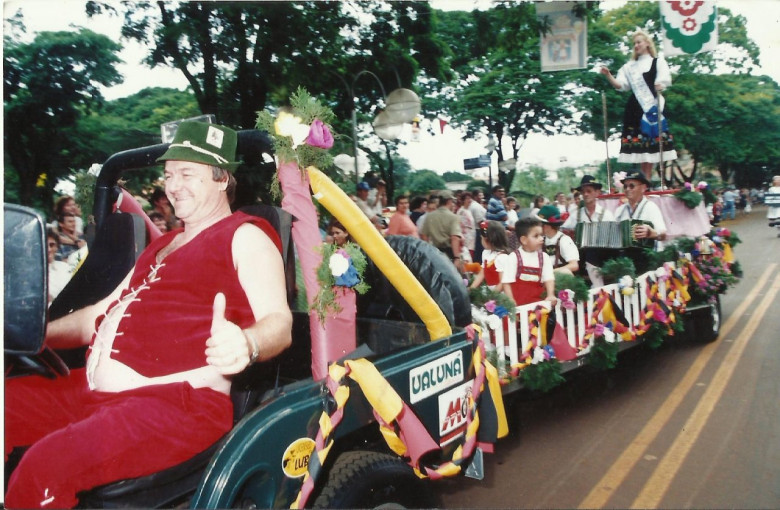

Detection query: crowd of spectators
xmin=46 ymin=174 xmax=772 ymax=312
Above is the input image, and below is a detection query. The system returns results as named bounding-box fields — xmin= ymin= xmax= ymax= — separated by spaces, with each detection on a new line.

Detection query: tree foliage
xmin=423 ymin=2 xmax=602 ymax=190
xmin=577 ymin=3 xmax=774 ymax=183
xmin=402 ymin=170 xmax=446 ymax=197
xmin=667 ymin=74 xmax=780 ymax=185
xmin=4 ymin=28 xmax=122 ymax=207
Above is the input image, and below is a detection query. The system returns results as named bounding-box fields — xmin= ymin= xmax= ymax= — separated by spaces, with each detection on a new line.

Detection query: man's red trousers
xmin=4 ymin=368 xmax=232 ymax=508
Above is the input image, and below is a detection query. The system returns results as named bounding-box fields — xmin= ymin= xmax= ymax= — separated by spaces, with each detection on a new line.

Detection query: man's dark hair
xmin=151 ymin=188 xmax=167 ymax=205
xmin=394 ymin=194 xmax=409 ymax=207
xmin=409 ymin=195 xmax=427 ymax=210
xmin=515 ymin=217 xmax=542 ymax=238
xmin=491 ymin=185 xmax=504 ymax=194
xmin=58 ymin=212 xmax=76 ymax=223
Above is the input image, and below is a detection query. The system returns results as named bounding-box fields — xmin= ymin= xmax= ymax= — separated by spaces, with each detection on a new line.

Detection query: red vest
xmin=98 ymin=212 xmax=281 ymax=377
xmin=509 ymin=250 xmax=545 ymax=306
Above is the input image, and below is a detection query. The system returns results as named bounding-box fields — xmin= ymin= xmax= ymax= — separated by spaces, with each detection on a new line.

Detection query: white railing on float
xmin=472 ymin=268 xmax=670 ymax=374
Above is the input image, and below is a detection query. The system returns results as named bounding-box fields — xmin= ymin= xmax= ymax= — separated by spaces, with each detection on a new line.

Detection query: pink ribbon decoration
xmin=278 ymin=161 xmax=356 ymax=380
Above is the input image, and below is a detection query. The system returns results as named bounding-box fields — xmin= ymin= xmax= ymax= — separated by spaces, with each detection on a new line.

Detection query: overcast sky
xmin=4 ymin=0 xmax=779 ymax=174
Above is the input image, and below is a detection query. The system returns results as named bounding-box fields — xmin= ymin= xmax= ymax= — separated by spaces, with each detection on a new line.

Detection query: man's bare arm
xmin=205 ymin=223 xmax=292 ymax=374
xmin=46 ymin=270 xmax=133 ymax=350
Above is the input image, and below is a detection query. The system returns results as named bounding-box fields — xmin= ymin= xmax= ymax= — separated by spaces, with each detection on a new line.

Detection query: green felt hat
xmin=537 ymin=204 xmax=566 ymax=225
xmin=157 ymin=121 xmax=240 ymax=171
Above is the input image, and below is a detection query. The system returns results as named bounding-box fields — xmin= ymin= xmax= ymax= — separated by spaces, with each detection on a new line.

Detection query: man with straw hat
xmin=5 ymin=121 xmax=292 ymax=508
xmin=614 ymin=170 xmax=667 ymax=247
xmin=563 ymin=175 xmax=614 ymax=286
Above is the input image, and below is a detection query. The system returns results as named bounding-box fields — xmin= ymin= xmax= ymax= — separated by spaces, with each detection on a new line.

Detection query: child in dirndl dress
xmin=469 ymin=220 xmax=512 ymax=291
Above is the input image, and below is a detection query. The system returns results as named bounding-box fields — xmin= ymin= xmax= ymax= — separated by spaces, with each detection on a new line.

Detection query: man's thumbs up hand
xmin=206 ymin=292 xmax=250 ymax=375
xmin=211 ymin=292 xmax=229 ymax=335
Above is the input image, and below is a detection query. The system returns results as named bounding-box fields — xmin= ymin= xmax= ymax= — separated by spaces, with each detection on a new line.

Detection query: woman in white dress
xmin=600 ymin=30 xmax=678 ymax=182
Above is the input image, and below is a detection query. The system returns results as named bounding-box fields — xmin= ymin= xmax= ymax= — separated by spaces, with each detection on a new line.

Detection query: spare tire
xmin=357 ymin=236 xmax=472 ymax=328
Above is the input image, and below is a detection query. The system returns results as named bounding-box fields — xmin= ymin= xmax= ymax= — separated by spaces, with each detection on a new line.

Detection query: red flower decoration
xmin=667 ymin=0 xmax=703 ymax=16
xmin=682 ymin=17 xmax=698 ymax=32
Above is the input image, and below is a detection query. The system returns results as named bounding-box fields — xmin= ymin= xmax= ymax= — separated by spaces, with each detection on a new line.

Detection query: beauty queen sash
xmin=626 ymin=59 xmax=668 ymax=138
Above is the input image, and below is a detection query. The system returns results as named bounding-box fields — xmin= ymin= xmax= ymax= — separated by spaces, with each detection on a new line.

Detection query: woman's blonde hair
xmin=631 ymin=30 xmax=657 ymax=60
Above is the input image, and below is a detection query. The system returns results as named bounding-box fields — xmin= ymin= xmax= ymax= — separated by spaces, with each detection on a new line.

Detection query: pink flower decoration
xmin=558 ymin=289 xmax=576 ymax=310
xmin=594 ymin=323 xmax=605 ymax=336
xmin=306 ymin=119 xmax=334 ymax=149
xmin=653 ymin=307 xmax=668 ymax=322
xmin=336 ymin=248 xmax=350 ymax=259
xmin=684 ymin=182 xmax=692 ymax=191
xmin=484 ymin=300 xmax=496 ymax=313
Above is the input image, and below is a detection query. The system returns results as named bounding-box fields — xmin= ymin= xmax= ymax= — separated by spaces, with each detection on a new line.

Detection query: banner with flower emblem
xmin=661 ymin=1 xmax=718 ymax=56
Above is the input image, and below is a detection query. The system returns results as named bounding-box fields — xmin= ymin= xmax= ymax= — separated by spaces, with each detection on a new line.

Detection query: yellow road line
xmin=631 ymin=271 xmax=780 ymax=508
xmin=578 ymin=263 xmax=778 ymax=509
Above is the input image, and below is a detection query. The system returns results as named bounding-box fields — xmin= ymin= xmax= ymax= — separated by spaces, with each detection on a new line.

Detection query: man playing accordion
xmin=562 ymin=175 xmax=614 ymax=286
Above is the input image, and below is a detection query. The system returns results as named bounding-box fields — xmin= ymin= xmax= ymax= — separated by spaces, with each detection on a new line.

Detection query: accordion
xmin=575 ymin=220 xmax=655 ymax=249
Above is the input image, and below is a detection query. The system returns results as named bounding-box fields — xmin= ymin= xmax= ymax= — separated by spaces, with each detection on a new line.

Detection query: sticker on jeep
xmin=281 ymin=437 xmax=316 ymax=478
xmin=437 ymin=380 xmax=473 ymax=446
xmin=409 ymin=350 xmax=464 ymax=403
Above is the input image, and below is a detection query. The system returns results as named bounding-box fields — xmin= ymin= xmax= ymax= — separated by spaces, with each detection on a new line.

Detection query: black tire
xmin=311 ymin=451 xmax=435 ymax=509
xmin=357 ymin=236 xmax=472 ymax=328
xmin=693 ymin=295 xmax=721 ymax=343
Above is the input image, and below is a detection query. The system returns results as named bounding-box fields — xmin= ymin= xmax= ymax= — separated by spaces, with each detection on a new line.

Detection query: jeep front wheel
xmin=311 ymin=451 xmax=435 ymax=509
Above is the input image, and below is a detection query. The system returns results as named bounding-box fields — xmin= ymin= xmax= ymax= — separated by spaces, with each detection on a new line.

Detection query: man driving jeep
xmin=4 ymin=121 xmax=292 ymax=508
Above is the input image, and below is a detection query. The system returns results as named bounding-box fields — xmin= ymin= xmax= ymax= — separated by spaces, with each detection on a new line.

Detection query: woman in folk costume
xmin=600 ymin=30 xmax=677 ymax=182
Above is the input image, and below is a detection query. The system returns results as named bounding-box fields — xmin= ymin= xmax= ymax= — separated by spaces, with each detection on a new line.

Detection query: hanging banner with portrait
xmin=536 ymin=2 xmax=587 ymax=72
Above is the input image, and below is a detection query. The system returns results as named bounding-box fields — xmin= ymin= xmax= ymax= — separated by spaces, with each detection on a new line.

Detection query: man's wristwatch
xmin=243 ymin=329 xmax=260 ymax=364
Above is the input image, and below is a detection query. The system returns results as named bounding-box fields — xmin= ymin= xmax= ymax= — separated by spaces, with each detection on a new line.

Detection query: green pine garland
xmin=255 ymin=87 xmax=337 ymax=199
xmin=600 ymin=257 xmax=637 ymax=284
xmin=521 ymin=359 xmax=565 ymax=393
xmin=310 ymin=241 xmax=369 ymax=324
xmin=588 ymin=336 xmax=619 ymax=371
xmin=468 ymin=285 xmax=517 ymax=321
xmin=673 ymin=188 xmax=703 ymax=209
xmin=729 ymin=260 xmax=743 ymax=278
xmin=554 ymin=272 xmax=589 ymax=303
xmin=642 ymin=321 xmax=667 ymax=350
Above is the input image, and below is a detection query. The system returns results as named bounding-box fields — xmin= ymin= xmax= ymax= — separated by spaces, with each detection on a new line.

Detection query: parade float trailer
xmin=4 ymin=129 xmax=737 ymax=508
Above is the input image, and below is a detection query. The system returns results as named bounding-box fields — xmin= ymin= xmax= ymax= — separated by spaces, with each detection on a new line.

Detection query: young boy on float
xmin=501 ymin=218 xmax=558 ymax=307
xmin=536 ymin=204 xmax=580 ymax=276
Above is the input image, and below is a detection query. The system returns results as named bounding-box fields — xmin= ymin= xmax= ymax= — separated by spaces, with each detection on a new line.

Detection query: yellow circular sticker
xmin=281 ymin=438 xmax=316 ymax=478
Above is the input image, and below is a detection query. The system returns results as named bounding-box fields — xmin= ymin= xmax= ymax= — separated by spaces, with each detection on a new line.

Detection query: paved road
xmin=435 ymin=206 xmax=780 ymax=509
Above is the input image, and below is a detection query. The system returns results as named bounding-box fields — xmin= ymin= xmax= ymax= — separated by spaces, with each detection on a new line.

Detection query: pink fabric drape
xmin=277 ymin=161 xmax=356 ymax=380
xmin=600 ymin=192 xmax=711 ymax=239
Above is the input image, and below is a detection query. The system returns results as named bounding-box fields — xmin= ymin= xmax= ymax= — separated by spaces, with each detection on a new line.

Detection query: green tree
xmin=424 ymin=3 xmax=601 ymax=190
xmin=87 ymin=1 xmax=450 ymax=127
xmin=86 ymin=1 xmax=451 ymax=200
xmin=667 ymin=73 xmax=780 ymax=185
xmin=403 ymin=170 xmax=446 ymax=197
xmin=4 ymin=28 xmax=122 ymax=206
xmin=578 ymin=3 xmax=766 ymax=184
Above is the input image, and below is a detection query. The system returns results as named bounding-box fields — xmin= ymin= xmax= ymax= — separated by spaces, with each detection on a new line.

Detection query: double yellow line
xmin=579 ymin=263 xmax=780 ymax=509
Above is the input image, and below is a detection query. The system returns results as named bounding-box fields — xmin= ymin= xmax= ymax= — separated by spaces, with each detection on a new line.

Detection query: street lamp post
xmin=485 ymin=135 xmax=497 ymax=190
xmin=334 ymin=71 xmax=420 ymax=187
